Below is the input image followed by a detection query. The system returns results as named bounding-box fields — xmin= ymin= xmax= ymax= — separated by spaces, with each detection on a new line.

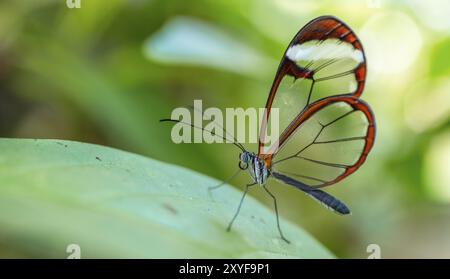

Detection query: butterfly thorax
xmin=239 ymin=151 xmax=269 ymax=185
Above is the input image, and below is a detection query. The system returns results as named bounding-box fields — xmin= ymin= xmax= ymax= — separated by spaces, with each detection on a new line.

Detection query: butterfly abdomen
xmin=272 ymin=172 xmax=350 ymax=215
xmin=305 ymin=189 xmax=351 ymax=215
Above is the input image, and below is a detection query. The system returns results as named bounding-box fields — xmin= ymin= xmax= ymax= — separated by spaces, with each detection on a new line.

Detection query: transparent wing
xmin=271 ymin=96 xmax=375 ymax=188
xmin=259 ymin=16 xmax=366 ymax=156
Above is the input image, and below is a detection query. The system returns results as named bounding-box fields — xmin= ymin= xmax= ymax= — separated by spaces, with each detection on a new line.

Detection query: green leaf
xmin=0 ymin=138 xmax=334 ymax=258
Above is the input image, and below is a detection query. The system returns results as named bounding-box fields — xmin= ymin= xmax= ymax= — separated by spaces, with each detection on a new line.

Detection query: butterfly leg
xmin=262 ymin=185 xmax=290 ymax=244
xmin=227 ymin=182 xmax=256 ymax=232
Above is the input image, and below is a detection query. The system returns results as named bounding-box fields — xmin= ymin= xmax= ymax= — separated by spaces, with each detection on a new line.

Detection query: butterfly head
xmin=238 ymin=151 xmax=253 ymax=170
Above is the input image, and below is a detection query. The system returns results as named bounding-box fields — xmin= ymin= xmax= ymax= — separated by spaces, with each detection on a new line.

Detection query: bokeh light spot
xmin=424 ymin=131 xmax=450 ymax=202
xmin=360 ymin=11 xmax=422 ymax=74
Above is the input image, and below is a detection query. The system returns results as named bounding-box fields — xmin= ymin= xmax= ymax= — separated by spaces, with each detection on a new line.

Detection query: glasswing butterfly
xmin=161 ymin=16 xmax=376 ymax=243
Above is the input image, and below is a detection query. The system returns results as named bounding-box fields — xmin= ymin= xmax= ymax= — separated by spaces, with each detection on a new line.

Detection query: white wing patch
xmin=286 ymin=39 xmax=364 ymax=64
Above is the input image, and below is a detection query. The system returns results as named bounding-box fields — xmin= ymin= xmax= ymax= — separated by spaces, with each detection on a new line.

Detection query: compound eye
xmin=239 ymin=152 xmax=247 ymax=161
xmin=238 ymin=161 xmax=248 ymax=170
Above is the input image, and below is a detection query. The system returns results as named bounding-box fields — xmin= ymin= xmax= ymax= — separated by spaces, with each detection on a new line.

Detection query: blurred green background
xmin=1 ymin=0 xmax=450 ymax=258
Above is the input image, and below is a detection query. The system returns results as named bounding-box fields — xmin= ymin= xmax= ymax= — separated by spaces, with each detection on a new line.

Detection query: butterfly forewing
xmin=259 ymin=16 xmax=367 ymax=157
